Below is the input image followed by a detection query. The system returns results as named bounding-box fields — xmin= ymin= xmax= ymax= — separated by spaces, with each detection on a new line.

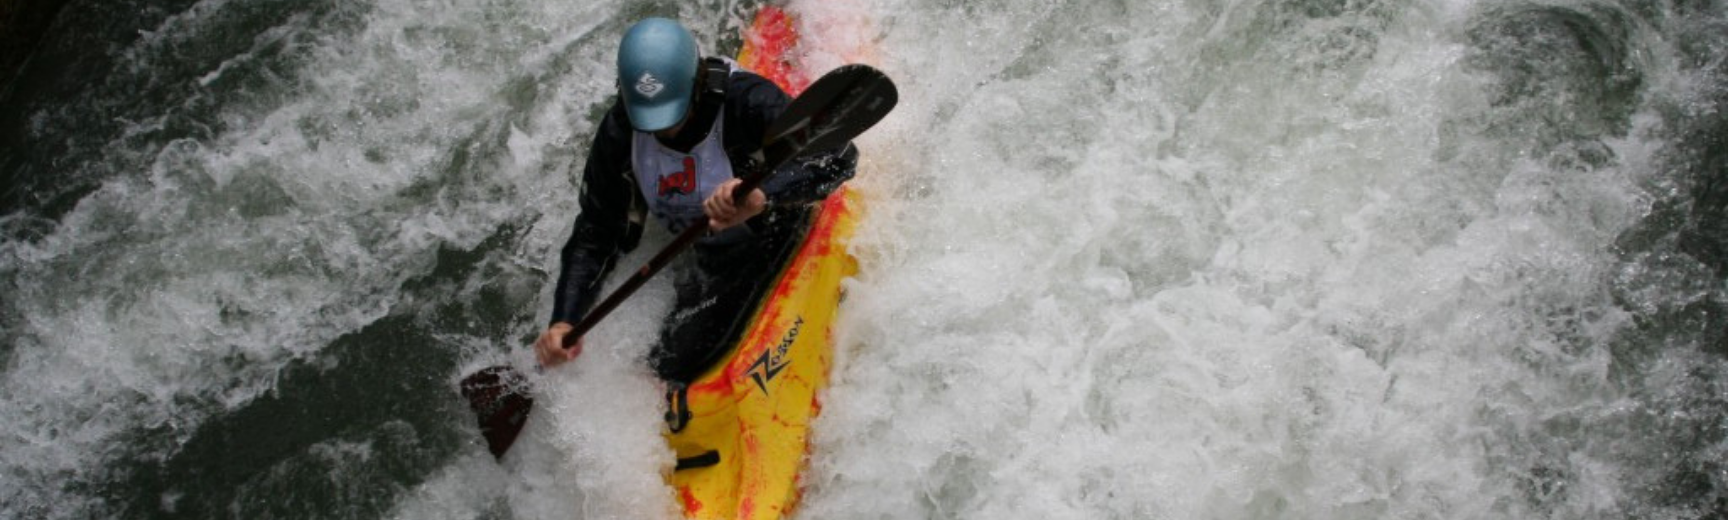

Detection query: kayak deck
xmin=665 ymin=187 xmax=860 ymax=519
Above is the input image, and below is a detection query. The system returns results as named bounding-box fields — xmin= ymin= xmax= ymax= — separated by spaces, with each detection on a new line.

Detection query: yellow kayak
xmin=665 ymin=186 xmax=860 ymax=518
xmin=661 ymin=7 xmax=860 ymax=518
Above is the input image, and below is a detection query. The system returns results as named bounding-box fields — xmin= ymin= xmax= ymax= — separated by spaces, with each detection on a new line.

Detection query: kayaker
xmin=533 ymin=17 xmax=857 ymax=383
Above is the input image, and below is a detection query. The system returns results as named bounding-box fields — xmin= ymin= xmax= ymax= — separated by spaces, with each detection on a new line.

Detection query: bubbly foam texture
xmin=3 ymin=0 xmax=1723 ymax=518
xmin=2 ymin=0 xmax=644 ymax=516
xmin=792 ymin=0 xmax=1717 ymax=518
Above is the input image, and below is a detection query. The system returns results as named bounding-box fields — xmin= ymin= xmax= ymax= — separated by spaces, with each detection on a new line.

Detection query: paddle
xmin=460 ymin=64 xmax=898 ymax=460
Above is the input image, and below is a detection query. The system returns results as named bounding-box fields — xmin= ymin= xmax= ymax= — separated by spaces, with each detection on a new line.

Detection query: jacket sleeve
xmin=550 ymin=102 xmax=638 ymax=326
xmin=723 ymin=72 xmax=857 ymax=207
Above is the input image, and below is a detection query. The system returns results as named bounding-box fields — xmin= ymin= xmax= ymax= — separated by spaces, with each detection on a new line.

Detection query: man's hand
xmin=704 ymin=178 xmax=766 ymax=231
xmin=535 ymin=322 xmax=583 ymax=368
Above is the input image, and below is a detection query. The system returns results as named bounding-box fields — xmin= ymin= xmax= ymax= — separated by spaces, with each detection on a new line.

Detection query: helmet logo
xmin=635 ymin=71 xmax=665 ymax=98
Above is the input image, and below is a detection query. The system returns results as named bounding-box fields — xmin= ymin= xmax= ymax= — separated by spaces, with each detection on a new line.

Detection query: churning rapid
xmin=2 ymin=0 xmax=1724 ymax=518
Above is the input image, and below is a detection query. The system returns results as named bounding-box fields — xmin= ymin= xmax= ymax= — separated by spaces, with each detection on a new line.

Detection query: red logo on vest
xmin=658 ymin=157 xmax=697 ymax=196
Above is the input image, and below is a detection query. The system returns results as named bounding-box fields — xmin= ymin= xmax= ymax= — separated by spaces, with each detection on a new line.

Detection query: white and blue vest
xmin=630 ymin=59 xmax=760 ymax=244
xmin=631 ymin=111 xmax=736 ymax=235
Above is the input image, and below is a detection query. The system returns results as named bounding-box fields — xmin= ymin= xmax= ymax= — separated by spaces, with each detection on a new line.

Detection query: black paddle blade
xmin=459 ymin=365 xmax=535 ymax=460
xmin=764 ymin=64 xmax=899 ymax=156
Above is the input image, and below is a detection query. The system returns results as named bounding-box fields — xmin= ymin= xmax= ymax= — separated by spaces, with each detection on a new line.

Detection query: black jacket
xmin=549 ymin=64 xmax=856 ymax=326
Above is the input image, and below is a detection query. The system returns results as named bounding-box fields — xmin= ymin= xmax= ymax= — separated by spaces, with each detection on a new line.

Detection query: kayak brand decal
xmin=635 ymin=71 xmax=665 ymax=98
xmin=746 ymin=316 xmax=802 ymax=394
xmin=658 ymin=157 xmax=697 ymax=196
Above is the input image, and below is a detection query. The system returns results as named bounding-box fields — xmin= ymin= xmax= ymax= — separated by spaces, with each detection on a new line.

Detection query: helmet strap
xmin=697 ymin=57 xmax=729 ymax=103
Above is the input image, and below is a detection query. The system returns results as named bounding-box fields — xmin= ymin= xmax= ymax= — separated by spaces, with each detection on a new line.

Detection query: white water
xmin=3 ymin=0 xmax=1724 ymax=518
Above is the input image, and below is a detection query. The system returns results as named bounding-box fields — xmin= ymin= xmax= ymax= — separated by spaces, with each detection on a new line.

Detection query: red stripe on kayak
xmin=743 ymin=5 xmax=811 ymax=96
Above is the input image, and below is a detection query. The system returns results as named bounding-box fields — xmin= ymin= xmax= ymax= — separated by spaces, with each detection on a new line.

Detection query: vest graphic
xmin=658 ymin=157 xmax=698 ymax=196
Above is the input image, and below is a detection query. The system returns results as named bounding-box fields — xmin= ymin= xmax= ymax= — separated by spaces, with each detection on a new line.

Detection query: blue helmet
xmin=617 ymin=18 xmax=699 ymax=132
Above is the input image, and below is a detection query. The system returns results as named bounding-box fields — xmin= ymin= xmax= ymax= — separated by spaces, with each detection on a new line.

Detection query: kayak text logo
xmin=747 ymin=316 xmax=802 ymax=394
